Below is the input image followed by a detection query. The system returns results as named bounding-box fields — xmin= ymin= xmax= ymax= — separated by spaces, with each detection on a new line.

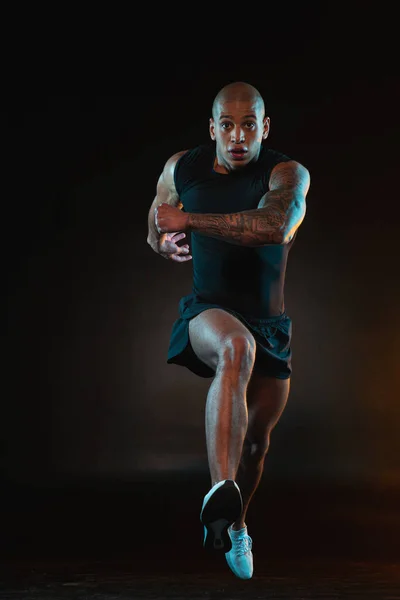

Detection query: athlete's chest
xmin=180 ymin=173 xmax=267 ymax=214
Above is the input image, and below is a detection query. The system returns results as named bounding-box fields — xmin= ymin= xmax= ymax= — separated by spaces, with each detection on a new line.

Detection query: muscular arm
xmin=187 ymin=160 xmax=310 ymax=246
xmin=147 ymin=151 xmax=186 ymax=252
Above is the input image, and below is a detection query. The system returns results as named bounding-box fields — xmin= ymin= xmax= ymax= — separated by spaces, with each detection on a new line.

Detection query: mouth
xmin=228 ymin=148 xmax=248 ymax=161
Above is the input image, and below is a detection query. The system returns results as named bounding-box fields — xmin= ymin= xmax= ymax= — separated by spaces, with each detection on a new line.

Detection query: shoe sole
xmin=200 ymin=480 xmax=243 ymax=552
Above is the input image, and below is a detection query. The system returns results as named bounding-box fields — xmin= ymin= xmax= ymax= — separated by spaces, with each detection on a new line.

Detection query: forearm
xmin=187 ymin=188 xmax=305 ymax=246
xmin=188 ymin=209 xmax=280 ymax=246
xmin=186 ymin=189 xmax=286 ymax=246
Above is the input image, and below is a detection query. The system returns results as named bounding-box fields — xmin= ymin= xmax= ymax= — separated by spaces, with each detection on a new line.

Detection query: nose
xmin=230 ymin=125 xmax=245 ymax=143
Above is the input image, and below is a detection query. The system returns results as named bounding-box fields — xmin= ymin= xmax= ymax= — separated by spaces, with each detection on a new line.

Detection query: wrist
xmin=186 ymin=213 xmax=194 ymax=231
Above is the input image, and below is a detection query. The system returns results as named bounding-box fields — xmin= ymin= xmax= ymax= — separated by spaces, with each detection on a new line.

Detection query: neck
xmin=213 ymin=147 xmax=262 ymax=175
xmin=213 ymin=156 xmax=230 ymax=174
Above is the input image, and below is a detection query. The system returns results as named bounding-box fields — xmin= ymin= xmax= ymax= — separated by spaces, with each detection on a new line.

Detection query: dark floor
xmin=1 ymin=473 xmax=400 ymax=599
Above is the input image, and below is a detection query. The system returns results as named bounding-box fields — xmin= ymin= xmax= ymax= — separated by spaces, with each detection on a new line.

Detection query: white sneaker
xmin=200 ymin=480 xmax=243 ymax=552
xmin=225 ymin=525 xmax=253 ymax=579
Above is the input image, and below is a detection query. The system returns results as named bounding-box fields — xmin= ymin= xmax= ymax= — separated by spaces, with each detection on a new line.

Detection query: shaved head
xmin=212 ymin=81 xmax=265 ymax=120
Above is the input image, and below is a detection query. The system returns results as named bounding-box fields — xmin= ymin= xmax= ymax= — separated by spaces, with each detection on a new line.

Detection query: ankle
xmin=232 ymin=521 xmax=246 ymax=532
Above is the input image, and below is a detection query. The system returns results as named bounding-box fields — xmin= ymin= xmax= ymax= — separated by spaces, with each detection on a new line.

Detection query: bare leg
xmin=233 ymin=373 xmax=290 ymax=530
xmin=189 ymin=309 xmax=256 ymax=486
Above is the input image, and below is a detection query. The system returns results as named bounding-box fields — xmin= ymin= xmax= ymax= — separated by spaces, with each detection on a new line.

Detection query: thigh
xmin=188 ymin=308 xmax=256 ymax=372
xmin=246 ymin=372 xmax=291 ymax=445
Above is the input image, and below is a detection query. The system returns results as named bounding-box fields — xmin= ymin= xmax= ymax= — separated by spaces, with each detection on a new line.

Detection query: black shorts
xmin=167 ymin=294 xmax=292 ymax=380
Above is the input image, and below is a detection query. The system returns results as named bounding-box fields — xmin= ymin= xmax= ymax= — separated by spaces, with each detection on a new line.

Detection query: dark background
xmin=2 ymin=3 xmax=400 ymax=565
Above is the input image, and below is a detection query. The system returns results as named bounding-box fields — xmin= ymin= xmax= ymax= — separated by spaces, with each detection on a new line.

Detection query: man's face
xmin=209 ymin=99 xmax=270 ymax=171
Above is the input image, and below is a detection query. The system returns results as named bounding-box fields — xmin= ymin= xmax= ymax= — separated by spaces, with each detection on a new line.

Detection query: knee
xmin=252 ymin=440 xmax=270 ymax=460
xmin=218 ymin=334 xmax=256 ymax=375
xmin=243 ymin=436 xmax=270 ymax=462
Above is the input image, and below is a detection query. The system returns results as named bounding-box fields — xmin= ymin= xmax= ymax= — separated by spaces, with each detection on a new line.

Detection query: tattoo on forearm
xmin=188 ymin=189 xmax=297 ymax=246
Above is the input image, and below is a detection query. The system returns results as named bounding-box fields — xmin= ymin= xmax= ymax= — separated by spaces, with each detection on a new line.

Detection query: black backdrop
xmin=4 ymin=4 xmax=399 ymax=492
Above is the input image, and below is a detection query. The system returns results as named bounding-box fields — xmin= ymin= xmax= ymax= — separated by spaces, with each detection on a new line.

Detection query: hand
xmin=158 ymin=232 xmax=192 ymax=262
xmin=155 ymin=203 xmax=189 ymax=234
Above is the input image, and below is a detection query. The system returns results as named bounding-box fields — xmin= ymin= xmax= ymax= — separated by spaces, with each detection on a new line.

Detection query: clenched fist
xmin=155 ymin=203 xmax=190 ymax=234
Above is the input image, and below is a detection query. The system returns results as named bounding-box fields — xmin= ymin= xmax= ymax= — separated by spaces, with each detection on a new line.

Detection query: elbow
xmin=281 ymin=204 xmax=306 ymax=244
xmin=280 ymin=227 xmax=294 ymax=244
xmin=281 ymin=221 xmax=302 ymax=245
xmin=274 ymin=230 xmax=285 ymax=245
xmin=280 ymin=223 xmax=300 ymax=245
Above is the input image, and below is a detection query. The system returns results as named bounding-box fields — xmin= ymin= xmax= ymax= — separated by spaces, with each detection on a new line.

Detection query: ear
xmin=262 ymin=116 xmax=270 ymax=140
xmin=209 ymin=118 xmax=216 ymax=141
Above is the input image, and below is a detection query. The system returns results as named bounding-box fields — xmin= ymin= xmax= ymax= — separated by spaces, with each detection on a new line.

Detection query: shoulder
xmin=158 ymin=149 xmax=189 ymax=191
xmin=173 ymin=144 xmax=214 ymax=194
xmin=269 ymin=159 xmax=310 ymax=192
xmin=259 ymin=146 xmax=310 ymax=189
xmin=255 ymin=146 xmax=293 ymax=191
xmin=163 ymin=149 xmax=189 ymax=178
xmin=162 ymin=144 xmax=210 ymax=179
xmin=175 ymin=143 xmax=214 ymax=168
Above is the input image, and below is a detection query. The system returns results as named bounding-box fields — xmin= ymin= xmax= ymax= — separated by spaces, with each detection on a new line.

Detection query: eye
xmin=244 ymin=121 xmax=256 ymax=129
xmin=221 ymin=121 xmax=232 ymax=130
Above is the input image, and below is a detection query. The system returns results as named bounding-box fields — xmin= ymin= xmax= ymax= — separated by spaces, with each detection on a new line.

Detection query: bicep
xmin=258 ymin=160 xmax=310 ymax=244
xmin=156 ymin=172 xmax=180 ymax=206
xmin=269 ymin=160 xmax=310 ymax=196
xmin=155 ymin=150 xmax=187 ymax=208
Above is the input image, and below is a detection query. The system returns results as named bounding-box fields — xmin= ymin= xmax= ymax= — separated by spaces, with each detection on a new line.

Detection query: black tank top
xmin=174 ymin=143 xmax=298 ymax=317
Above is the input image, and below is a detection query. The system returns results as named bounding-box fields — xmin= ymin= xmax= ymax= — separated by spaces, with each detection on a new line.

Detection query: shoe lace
xmin=234 ymin=534 xmax=253 ymax=557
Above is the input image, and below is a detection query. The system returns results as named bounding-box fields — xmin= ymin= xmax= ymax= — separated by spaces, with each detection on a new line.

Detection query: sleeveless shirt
xmin=174 ymin=143 xmax=297 ymax=317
